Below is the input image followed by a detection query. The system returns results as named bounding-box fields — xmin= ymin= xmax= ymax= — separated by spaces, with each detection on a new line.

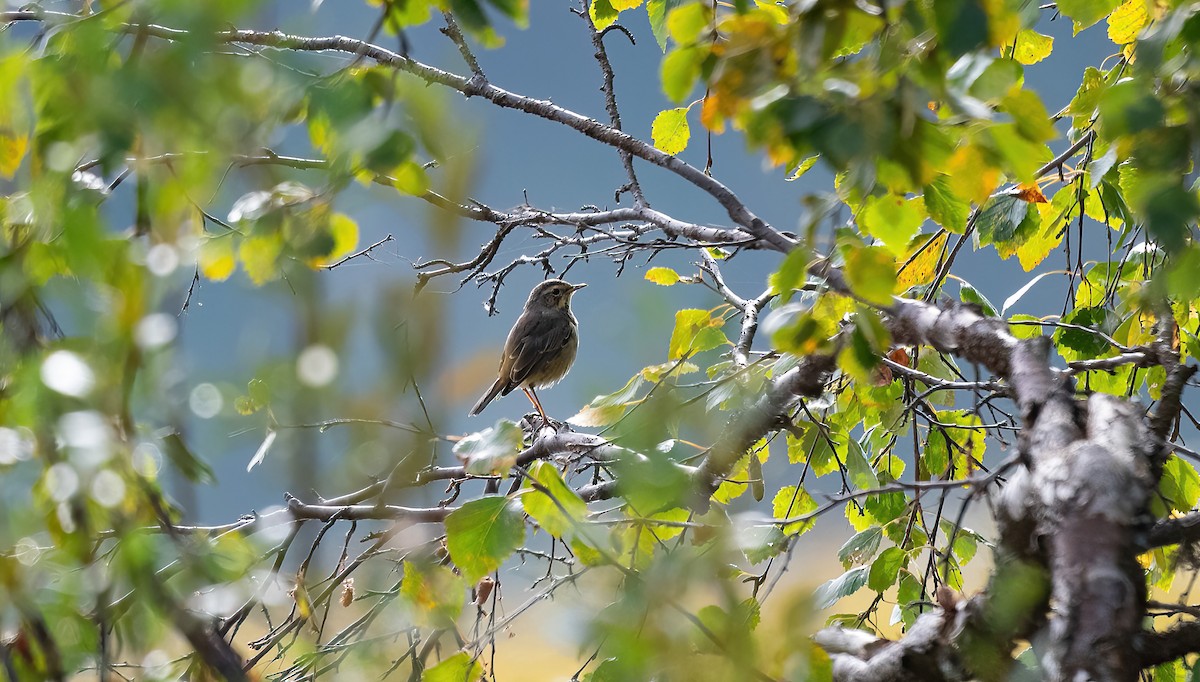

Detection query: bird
xmin=469 ymin=279 xmax=586 ymax=423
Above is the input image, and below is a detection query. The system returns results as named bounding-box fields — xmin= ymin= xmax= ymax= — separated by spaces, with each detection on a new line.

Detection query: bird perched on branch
xmin=469 ymin=279 xmax=586 ymax=423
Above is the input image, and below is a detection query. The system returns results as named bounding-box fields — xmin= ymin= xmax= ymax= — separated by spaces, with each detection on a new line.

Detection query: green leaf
xmin=975 ymin=194 xmax=1038 ymax=246
xmin=923 ymin=176 xmax=969 ymax=233
xmin=453 ymin=420 xmax=524 ymax=476
xmin=668 ymin=309 xmax=727 ymax=359
xmin=860 ymin=194 xmax=927 ymax=257
xmin=786 ymin=155 xmax=820 ymax=182
xmin=444 ymin=496 xmax=526 ymax=582
xmin=740 ymin=524 xmax=787 ymax=563
xmin=661 ymin=47 xmax=702 ymax=102
xmin=838 ymin=527 xmax=883 ymax=567
xmin=896 ymin=570 xmax=923 ymax=627
xmin=1161 ymin=456 xmax=1200 ymax=512
xmin=162 ymin=431 xmax=215 ymax=484
xmin=1012 ymin=30 xmax=1054 ymax=65
xmin=785 ymin=423 xmax=841 ymax=476
xmin=1066 ymin=67 xmax=1106 ymax=124
xmin=645 ymin=266 xmax=682 ymax=285
xmin=521 ymin=461 xmax=587 ymax=540
xmin=401 ymin=562 xmax=466 ymax=627
xmin=647 ymin=0 xmax=688 ymax=51
xmin=666 ymin=2 xmax=710 ymax=44
xmin=590 ymin=0 xmax=619 ymax=30
xmin=933 ymin=0 xmax=989 ymax=57
xmin=1099 ymin=79 xmax=1164 ymax=137
xmin=959 ymin=283 xmax=998 ymax=317
xmin=844 ymin=440 xmax=879 ymax=490
xmin=814 ymin=566 xmax=868 ymax=608
xmin=844 ymin=245 xmax=897 ymax=306
xmin=1053 ymin=306 xmax=1117 ymax=357
xmin=1127 ymin=174 xmax=1198 ymax=252
xmin=768 ymin=248 xmax=811 ymax=300
xmin=421 ymin=652 xmax=483 ymax=682
xmin=1056 ymin=0 xmax=1121 ymax=33
xmin=652 ymin=107 xmax=691 ymax=155
xmin=772 ymin=485 xmax=817 ymax=535
xmin=868 ymin=547 xmax=907 ymax=592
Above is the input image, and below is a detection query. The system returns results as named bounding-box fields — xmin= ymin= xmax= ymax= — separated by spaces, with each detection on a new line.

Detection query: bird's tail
xmin=469 ymin=378 xmax=507 ymax=416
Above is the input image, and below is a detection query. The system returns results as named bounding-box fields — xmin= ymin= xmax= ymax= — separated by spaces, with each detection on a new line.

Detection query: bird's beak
xmin=570 ymin=283 xmax=587 ymax=292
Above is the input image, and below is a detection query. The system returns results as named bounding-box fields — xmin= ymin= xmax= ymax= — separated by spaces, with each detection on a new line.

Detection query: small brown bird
xmin=469 ymin=279 xmax=586 ymax=422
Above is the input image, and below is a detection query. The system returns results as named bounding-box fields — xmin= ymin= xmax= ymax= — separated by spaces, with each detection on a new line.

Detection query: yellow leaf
xmin=651 ymin=107 xmax=690 ymax=155
xmin=310 ymin=213 xmax=359 ymax=267
xmin=239 ymin=233 xmax=284 ymax=285
xmin=392 ymin=161 xmax=428 ymax=195
xmin=0 ymin=54 xmax=29 ymax=179
xmin=754 ymin=0 xmax=791 ymax=23
xmin=0 ymin=132 xmax=27 ymax=179
xmin=198 ymin=237 xmax=236 ymax=282
xmin=1012 ymin=30 xmax=1054 ymax=65
xmin=700 ymin=93 xmax=726 ymax=134
xmin=612 ymin=0 xmax=642 ymax=9
xmin=307 ymin=113 xmax=334 ymax=155
xmin=1108 ymin=0 xmax=1148 ymax=45
xmin=1015 ymin=202 xmax=1066 ymax=271
xmin=946 ymin=144 xmax=1000 ymax=205
xmin=645 ymin=266 xmax=681 ymax=285
xmin=896 ymin=232 xmax=948 ymax=291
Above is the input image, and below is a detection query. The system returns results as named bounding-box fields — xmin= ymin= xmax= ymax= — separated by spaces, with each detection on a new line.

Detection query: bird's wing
xmin=505 ymin=313 xmax=575 ymax=388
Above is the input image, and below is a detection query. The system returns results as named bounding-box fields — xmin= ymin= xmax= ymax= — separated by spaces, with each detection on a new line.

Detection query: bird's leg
xmin=523 ymin=387 xmax=550 ymax=431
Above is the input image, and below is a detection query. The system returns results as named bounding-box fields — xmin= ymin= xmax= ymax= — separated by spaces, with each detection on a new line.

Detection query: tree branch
xmin=9 ymin=11 xmax=796 ymax=251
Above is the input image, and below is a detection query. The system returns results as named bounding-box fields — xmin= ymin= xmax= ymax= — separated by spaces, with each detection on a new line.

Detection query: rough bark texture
xmin=815 ymin=302 xmax=1178 ymax=681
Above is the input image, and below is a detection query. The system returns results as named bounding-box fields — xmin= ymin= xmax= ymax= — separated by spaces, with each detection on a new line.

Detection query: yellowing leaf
xmin=239 ymin=233 xmax=284 ymax=286
xmin=612 ymin=0 xmax=643 ymax=9
xmin=590 ymin=0 xmax=619 ymax=30
xmin=0 ymin=132 xmax=27 ymax=179
xmin=329 ymin=213 xmax=359 ymax=259
xmin=1012 ymin=30 xmax=1054 ymax=65
xmin=310 ymin=213 xmax=359 ymax=267
xmin=0 ymin=54 xmax=29 ymax=179
xmin=392 ymin=161 xmax=429 ymax=195
xmin=668 ymin=309 xmax=727 ymax=359
xmin=566 ymin=403 xmax=627 ymax=427
xmin=755 ymin=0 xmax=791 ymax=23
xmin=422 ymin=652 xmax=483 ymax=682
xmin=946 ymin=144 xmax=1000 ymax=205
xmin=896 ymin=232 xmax=948 ymax=291
xmin=773 ymin=485 xmax=818 ymax=535
xmin=198 ymin=237 xmax=237 ymax=282
xmin=1108 ymin=0 xmax=1148 ymax=44
xmin=845 ymin=245 xmax=897 ymax=306
xmin=651 ymin=107 xmax=690 ymax=155
xmin=1016 ymin=201 xmax=1067 ymax=271
xmin=786 ymin=155 xmax=820 ymax=181
xmin=645 ymin=266 xmax=681 ymax=285
xmin=860 ymin=195 xmax=927 ymax=257
xmin=667 ymin=2 xmax=710 ymax=45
